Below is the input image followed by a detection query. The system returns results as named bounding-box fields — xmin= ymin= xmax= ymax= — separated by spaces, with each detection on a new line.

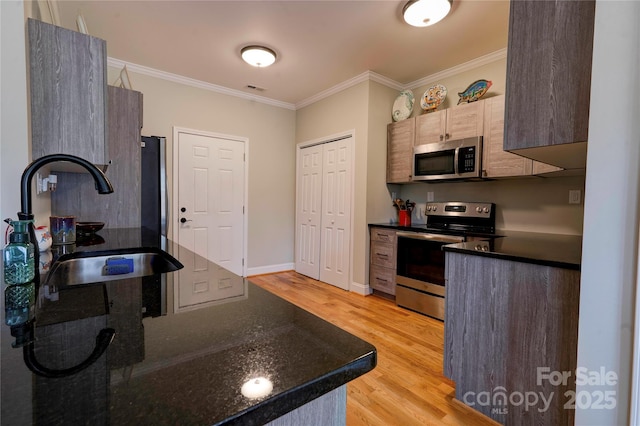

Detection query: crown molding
xmin=107 ymin=48 xmax=507 ymax=111
xmin=107 ymin=57 xmax=296 ymax=110
xmin=405 ymin=48 xmax=507 ymax=90
xmin=295 ymin=71 xmax=404 ymax=109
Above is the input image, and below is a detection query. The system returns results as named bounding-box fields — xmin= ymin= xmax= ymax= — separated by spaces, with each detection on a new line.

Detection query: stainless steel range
xmin=395 ymin=201 xmax=495 ymax=320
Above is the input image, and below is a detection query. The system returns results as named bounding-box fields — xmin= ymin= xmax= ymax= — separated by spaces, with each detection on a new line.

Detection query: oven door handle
xmin=396 ymin=231 xmax=464 ymax=244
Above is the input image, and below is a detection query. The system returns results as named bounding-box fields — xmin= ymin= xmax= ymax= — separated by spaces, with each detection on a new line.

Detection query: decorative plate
xmin=392 ymin=90 xmax=415 ymax=121
xmin=420 ymin=84 xmax=447 ymax=112
xmin=457 ymin=79 xmax=492 ymax=104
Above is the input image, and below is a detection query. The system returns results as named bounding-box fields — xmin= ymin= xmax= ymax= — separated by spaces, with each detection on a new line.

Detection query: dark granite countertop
xmin=369 ymin=223 xmax=581 ymax=270
xmin=442 ymin=230 xmax=582 ymax=270
xmin=1 ymin=228 xmax=376 ymax=425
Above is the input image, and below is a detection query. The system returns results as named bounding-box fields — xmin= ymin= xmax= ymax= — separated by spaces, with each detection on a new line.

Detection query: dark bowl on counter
xmin=76 ymin=221 xmax=105 ymax=235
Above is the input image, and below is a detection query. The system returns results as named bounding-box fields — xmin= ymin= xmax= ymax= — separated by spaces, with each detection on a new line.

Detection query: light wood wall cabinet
xmin=482 ymin=95 xmax=562 ymax=178
xmin=28 ymin=18 xmax=108 ymax=164
xmin=444 ymin=252 xmax=580 ymax=425
xmin=416 ymin=101 xmax=484 ymax=145
xmin=369 ymin=227 xmax=397 ymax=296
xmin=504 ymin=0 xmax=595 ymax=169
xmin=387 ymin=118 xmax=415 ymax=183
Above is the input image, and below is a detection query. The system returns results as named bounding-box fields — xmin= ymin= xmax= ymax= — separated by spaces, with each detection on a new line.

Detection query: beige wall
xmin=295 ymin=81 xmax=370 ymax=287
xmin=410 ymin=57 xmax=508 ymax=113
xmin=107 ymin=67 xmax=297 ymax=272
xmin=398 ymin=176 xmax=585 ymax=235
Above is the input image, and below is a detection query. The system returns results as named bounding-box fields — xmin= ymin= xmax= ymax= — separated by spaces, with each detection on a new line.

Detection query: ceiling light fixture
xmin=241 ymin=45 xmax=277 ymax=68
xmin=403 ymin=0 xmax=452 ymax=27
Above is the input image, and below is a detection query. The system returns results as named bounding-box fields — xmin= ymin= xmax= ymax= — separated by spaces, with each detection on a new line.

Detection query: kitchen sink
xmin=45 ymin=247 xmax=184 ymax=286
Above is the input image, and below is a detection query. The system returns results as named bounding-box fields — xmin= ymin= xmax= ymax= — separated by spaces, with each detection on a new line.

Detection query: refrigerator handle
xmin=159 ymin=136 xmax=168 ymax=237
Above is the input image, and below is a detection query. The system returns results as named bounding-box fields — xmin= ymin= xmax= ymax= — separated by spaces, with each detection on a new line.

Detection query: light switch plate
xmin=569 ymin=190 xmax=581 ymax=204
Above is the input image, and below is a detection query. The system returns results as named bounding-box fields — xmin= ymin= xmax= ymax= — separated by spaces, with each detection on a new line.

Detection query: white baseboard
xmin=246 ymin=263 xmax=295 ymax=277
xmin=350 ymin=280 xmax=371 ymax=296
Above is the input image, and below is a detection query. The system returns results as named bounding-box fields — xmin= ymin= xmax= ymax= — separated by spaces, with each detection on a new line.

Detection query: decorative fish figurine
xmin=457 ymin=79 xmax=492 ymax=104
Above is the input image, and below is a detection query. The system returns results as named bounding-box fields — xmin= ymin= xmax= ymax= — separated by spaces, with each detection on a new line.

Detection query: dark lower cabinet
xmin=444 ymin=252 xmax=580 ymax=425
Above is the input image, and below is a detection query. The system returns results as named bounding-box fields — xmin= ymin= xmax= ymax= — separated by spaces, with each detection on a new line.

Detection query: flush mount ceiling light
xmin=241 ymin=45 xmax=277 ymax=67
xmin=403 ymin=0 xmax=452 ymax=27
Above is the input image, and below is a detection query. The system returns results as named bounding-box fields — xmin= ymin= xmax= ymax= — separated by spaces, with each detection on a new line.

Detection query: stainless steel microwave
xmin=413 ymin=136 xmax=482 ymax=181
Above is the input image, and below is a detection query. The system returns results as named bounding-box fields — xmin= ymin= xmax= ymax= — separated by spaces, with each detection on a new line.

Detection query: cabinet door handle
xmin=445 ymin=133 xmax=450 ymax=140
xmin=439 ymin=134 xmax=444 ymax=141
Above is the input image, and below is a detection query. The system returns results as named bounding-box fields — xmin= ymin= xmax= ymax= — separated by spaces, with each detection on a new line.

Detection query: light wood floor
xmin=249 ymin=271 xmax=499 ymax=426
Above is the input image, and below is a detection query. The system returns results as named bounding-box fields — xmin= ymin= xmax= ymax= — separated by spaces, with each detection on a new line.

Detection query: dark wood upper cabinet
xmin=504 ymin=0 xmax=595 ymax=170
xmin=28 ymin=18 xmax=108 ymax=164
xmin=51 ymin=86 xmax=143 ymax=228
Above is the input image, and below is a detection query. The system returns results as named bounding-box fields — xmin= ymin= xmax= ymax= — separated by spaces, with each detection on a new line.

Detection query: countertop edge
xmin=443 ymin=244 xmax=581 ymax=271
xmin=220 ymin=350 xmax=376 ymax=425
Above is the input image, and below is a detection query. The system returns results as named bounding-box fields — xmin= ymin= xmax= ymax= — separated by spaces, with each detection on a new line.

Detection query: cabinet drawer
xmin=369 ymin=264 xmax=396 ymax=295
xmin=370 ymin=241 xmax=395 ymax=269
xmin=370 ymin=227 xmax=396 ymax=243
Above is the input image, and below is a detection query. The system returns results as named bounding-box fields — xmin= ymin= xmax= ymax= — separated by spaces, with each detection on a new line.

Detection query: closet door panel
xmin=320 ymin=139 xmax=352 ymax=290
xmin=295 ymin=145 xmax=323 ymax=279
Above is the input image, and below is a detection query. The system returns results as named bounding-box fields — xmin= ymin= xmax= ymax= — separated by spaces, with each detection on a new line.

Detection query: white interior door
xmin=176 ymin=130 xmax=245 ymax=276
xmin=295 ymin=144 xmax=323 ymax=279
xmin=319 ymin=138 xmax=351 ymax=290
xmin=295 ymin=135 xmax=353 ymax=290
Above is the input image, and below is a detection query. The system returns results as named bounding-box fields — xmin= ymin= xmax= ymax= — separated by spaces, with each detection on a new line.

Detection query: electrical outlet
xmin=569 ymin=190 xmax=581 ymax=204
xmin=427 ymin=191 xmax=434 ymax=202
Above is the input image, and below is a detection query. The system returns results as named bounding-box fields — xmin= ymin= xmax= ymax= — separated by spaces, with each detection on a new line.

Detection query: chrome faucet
xmin=18 ymin=154 xmax=114 ymax=269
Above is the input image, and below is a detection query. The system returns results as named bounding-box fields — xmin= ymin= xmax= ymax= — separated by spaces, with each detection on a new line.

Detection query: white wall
xmin=0 ymin=2 xmax=32 ymax=422
xmin=576 ymin=1 xmax=640 ymax=424
xmin=1 ymin=1 xmax=29 ymax=236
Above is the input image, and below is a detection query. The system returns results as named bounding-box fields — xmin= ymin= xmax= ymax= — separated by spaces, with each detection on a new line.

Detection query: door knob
xmin=180 ymin=218 xmax=192 ymax=223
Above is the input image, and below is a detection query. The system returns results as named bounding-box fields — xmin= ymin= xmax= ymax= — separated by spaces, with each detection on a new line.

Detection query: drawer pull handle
xmin=375 ymin=253 xmax=388 ymax=257
xmin=376 ymin=278 xmax=388 ymax=283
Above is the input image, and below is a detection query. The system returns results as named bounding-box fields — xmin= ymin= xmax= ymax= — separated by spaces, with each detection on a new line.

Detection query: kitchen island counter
xmin=443 ymin=230 xmax=582 ymax=270
xmin=1 ymin=228 xmax=376 ymax=425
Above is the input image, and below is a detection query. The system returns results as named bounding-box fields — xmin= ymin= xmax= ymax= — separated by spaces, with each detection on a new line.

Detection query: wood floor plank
xmin=249 ymin=271 xmax=499 ymax=426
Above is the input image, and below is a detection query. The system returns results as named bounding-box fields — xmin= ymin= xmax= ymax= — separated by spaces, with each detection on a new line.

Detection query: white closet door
xmin=295 ymin=144 xmax=323 ymax=279
xmin=319 ymin=138 xmax=352 ymax=290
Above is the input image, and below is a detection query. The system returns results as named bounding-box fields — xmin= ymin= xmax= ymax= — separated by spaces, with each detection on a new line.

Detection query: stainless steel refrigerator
xmin=140 ymin=135 xmax=168 ymax=317
xmin=140 ymin=135 xmax=168 ymax=238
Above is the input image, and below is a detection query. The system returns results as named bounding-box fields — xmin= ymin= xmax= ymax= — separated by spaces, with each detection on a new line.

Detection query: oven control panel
xmin=424 ymin=202 xmax=493 ymax=218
